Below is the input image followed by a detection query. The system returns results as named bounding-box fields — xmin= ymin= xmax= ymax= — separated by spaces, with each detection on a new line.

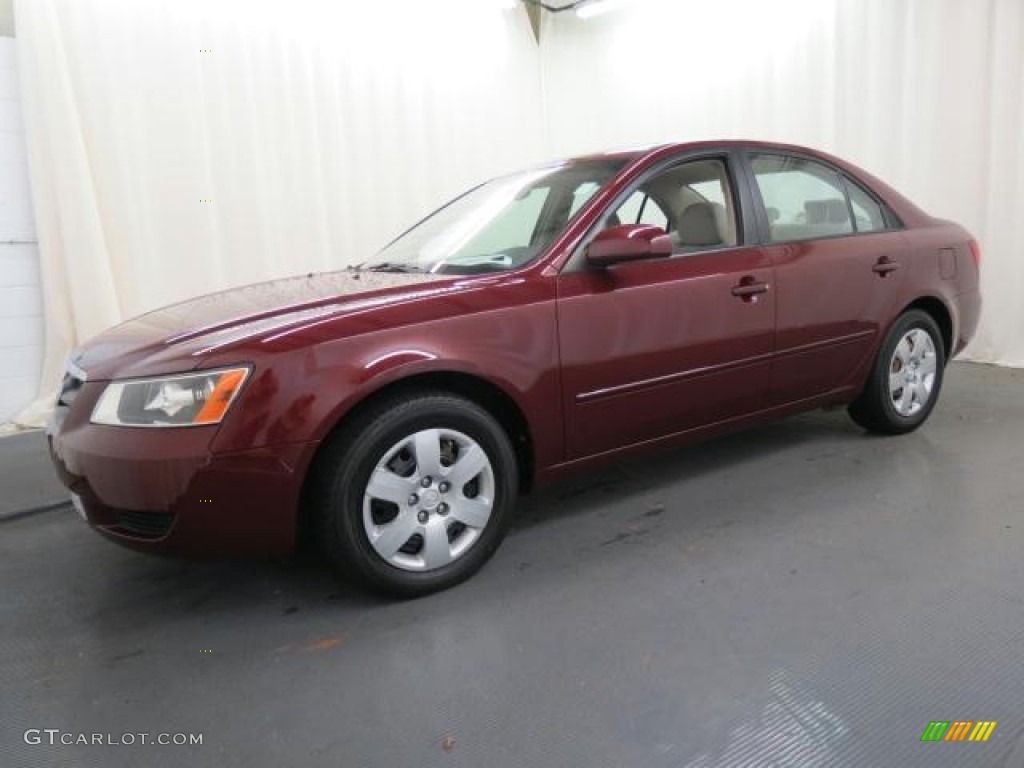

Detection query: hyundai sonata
xmin=48 ymin=141 xmax=981 ymax=596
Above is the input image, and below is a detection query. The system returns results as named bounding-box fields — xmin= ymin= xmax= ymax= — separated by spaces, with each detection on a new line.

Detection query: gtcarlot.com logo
xmin=24 ymin=729 xmax=203 ymax=747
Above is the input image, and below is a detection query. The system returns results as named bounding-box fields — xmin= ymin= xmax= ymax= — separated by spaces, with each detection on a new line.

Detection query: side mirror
xmin=586 ymin=224 xmax=673 ymax=268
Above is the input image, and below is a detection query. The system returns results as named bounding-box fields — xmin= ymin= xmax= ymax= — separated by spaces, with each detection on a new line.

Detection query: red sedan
xmin=48 ymin=141 xmax=981 ymax=596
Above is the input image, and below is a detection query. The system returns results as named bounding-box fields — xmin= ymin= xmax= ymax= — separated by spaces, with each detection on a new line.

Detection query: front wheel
xmin=848 ymin=309 xmax=946 ymax=435
xmin=310 ymin=392 xmax=518 ymax=597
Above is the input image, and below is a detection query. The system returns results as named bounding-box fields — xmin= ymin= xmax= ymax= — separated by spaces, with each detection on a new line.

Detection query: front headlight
xmin=91 ymin=367 xmax=250 ymax=427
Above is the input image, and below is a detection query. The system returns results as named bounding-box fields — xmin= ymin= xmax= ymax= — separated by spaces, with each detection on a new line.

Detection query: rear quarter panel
xmin=901 ymin=218 xmax=981 ymax=356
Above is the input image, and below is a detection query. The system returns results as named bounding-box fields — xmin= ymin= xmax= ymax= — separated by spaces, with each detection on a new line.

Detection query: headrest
xmin=678 ymin=202 xmax=722 ymax=247
xmin=805 ymin=199 xmax=849 ymax=225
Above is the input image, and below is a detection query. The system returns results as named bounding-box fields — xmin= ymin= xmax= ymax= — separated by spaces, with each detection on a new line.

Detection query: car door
xmin=556 ymin=153 xmax=775 ymax=460
xmin=744 ymin=152 xmax=909 ymax=406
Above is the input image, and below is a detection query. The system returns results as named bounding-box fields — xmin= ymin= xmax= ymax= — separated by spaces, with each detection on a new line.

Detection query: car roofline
xmin=561 ymin=139 xmax=931 ymax=228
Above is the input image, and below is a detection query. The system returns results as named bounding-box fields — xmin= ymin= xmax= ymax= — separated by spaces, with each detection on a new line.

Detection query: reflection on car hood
xmin=69 ymin=270 xmax=443 ymax=380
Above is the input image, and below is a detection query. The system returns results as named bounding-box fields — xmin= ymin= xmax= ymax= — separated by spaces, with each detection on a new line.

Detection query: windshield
xmin=364 ymin=159 xmax=629 ymax=275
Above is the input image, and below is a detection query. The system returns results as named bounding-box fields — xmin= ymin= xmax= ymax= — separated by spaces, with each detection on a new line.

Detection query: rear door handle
xmin=731 ymin=277 xmax=769 ymax=301
xmin=872 ymin=256 xmax=901 ymax=276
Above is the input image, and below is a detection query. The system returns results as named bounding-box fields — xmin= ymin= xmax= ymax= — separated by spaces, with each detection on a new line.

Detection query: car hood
xmin=69 ymin=270 xmax=444 ymax=380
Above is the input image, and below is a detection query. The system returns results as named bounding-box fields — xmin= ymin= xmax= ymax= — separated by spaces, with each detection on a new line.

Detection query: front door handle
xmin=731 ymin=276 xmax=769 ymax=302
xmin=872 ymin=256 xmax=901 ymax=276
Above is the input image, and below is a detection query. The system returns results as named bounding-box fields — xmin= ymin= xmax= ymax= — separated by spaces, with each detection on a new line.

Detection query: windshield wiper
xmin=361 ymin=262 xmax=425 ymax=274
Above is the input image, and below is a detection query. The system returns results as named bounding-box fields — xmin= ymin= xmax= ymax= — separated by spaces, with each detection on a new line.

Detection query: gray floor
xmin=0 ymin=430 xmax=67 ymax=519
xmin=2 ymin=362 xmax=1024 ymax=768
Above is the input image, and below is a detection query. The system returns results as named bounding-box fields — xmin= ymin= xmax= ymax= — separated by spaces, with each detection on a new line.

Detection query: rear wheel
xmin=310 ymin=392 xmax=517 ymax=597
xmin=848 ymin=309 xmax=945 ymax=434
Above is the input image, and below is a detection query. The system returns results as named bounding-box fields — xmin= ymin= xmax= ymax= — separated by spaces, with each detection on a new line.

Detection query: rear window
xmin=751 ymin=154 xmax=853 ymax=243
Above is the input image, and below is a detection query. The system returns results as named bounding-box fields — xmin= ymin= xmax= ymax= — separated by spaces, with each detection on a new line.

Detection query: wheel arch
xmin=296 ymin=370 xmax=536 ymax=549
xmin=901 ymin=296 xmax=954 ymax=361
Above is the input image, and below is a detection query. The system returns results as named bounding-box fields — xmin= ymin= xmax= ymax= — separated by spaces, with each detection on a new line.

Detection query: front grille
xmin=113 ymin=511 xmax=175 ymax=539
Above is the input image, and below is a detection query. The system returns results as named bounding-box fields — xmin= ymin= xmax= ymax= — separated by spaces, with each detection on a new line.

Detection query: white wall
xmin=0 ymin=36 xmax=41 ymax=423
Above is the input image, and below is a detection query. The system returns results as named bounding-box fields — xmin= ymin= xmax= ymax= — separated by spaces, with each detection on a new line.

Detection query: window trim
xmin=741 ymin=150 xmax=905 ymax=247
xmin=562 ymin=149 xmax=752 ymax=273
xmin=636 ymin=193 xmax=656 ymax=227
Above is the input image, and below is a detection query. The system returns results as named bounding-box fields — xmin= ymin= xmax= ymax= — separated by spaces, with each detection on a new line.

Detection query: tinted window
xmin=370 ymin=158 xmax=628 ymax=274
xmin=607 ymin=157 xmax=738 ymax=253
xmin=614 ymin=191 xmax=670 ymax=230
xmin=568 ymin=181 xmax=602 ymax=218
xmin=751 ymin=154 xmax=853 ymax=243
xmin=845 ymin=178 xmax=887 ymax=233
xmin=689 ymin=179 xmax=727 ymax=206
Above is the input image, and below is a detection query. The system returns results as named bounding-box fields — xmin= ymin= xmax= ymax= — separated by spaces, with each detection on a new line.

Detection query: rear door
xmin=743 ymin=152 xmax=908 ymax=405
xmin=556 ymin=153 xmax=775 ymax=459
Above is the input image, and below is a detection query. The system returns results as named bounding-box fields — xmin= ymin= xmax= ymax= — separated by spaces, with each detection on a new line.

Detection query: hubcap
xmin=362 ymin=428 xmax=495 ymax=572
xmin=888 ymin=328 xmax=938 ymax=417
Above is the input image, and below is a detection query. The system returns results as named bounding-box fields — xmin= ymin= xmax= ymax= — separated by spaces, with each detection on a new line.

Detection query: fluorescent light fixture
xmin=576 ymin=0 xmax=634 ymax=18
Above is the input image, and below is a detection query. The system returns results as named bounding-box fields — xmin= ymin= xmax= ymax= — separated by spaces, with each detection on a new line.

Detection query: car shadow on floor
xmin=513 ymin=409 xmax=863 ymax=530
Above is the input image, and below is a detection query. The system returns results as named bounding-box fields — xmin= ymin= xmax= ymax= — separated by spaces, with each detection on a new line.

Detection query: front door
xmin=557 ymin=155 xmax=775 ymax=460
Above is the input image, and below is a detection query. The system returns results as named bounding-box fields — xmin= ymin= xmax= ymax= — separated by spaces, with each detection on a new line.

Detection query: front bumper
xmin=48 ymin=380 xmax=315 ymax=558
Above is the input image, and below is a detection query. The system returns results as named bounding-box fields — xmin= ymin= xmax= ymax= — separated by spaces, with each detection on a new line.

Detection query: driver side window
xmin=606 ymin=157 xmax=738 ymax=254
xmin=613 ymin=191 xmax=670 ymax=230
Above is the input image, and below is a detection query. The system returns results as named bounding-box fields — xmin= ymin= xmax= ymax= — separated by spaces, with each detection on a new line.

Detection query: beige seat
xmin=676 ymin=201 xmax=725 ymax=250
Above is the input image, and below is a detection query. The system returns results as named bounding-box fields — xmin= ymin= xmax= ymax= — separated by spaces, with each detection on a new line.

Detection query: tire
xmin=309 ymin=391 xmax=518 ymax=597
xmin=848 ymin=309 xmax=946 ymax=435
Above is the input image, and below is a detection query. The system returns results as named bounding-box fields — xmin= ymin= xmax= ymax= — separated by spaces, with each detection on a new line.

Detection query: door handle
xmin=872 ymin=256 xmax=901 ymax=276
xmin=731 ymin=277 xmax=769 ymax=302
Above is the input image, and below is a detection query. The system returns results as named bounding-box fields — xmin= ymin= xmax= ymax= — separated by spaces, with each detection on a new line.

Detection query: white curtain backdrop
xmin=12 ymin=0 xmax=545 ymax=426
xmin=9 ymin=0 xmax=1024 ymax=427
xmin=541 ymin=0 xmax=1024 ymax=367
